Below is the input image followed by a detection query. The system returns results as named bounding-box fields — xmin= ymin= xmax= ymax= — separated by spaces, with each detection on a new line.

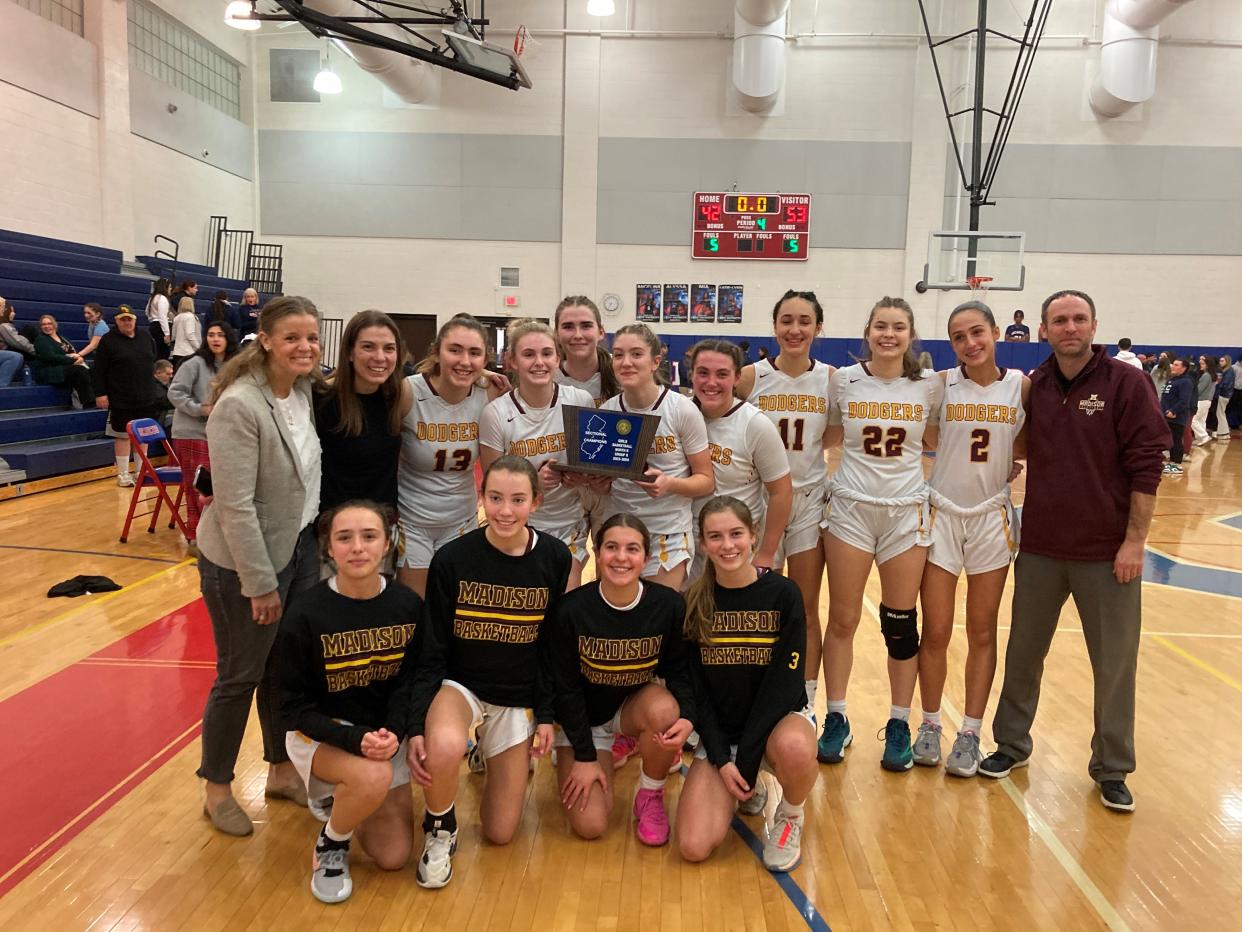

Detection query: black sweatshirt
xmin=90 ymin=329 xmax=160 ymax=408
xmin=548 ymin=581 xmax=694 ymax=763
xmin=689 ymin=572 xmax=806 ymax=787
xmin=400 ymin=527 xmax=572 ymax=736
xmin=277 ymin=579 xmax=424 ymax=755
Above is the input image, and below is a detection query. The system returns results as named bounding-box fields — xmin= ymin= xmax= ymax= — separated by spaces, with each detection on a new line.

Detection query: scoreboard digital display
xmin=692 ymin=192 xmax=810 ymax=261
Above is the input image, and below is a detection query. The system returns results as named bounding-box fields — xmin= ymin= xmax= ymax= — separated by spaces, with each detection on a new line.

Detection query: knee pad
xmin=880 ymin=604 xmax=919 ymax=660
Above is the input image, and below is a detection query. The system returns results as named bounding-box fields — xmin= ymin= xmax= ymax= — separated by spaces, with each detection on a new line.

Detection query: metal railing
xmin=153 ymin=234 xmax=179 ymax=286
xmin=320 ymin=318 xmax=344 ymax=370
xmin=209 ymin=215 xmax=284 ymax=295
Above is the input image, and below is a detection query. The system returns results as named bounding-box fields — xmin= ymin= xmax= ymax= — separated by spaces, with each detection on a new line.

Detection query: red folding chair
xmin=120 ymin=418 xmax=189 ymax=543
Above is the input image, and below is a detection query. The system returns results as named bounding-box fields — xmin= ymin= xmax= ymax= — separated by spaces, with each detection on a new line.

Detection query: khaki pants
xmin=993 ymin=551 xmax=1141 ymax=783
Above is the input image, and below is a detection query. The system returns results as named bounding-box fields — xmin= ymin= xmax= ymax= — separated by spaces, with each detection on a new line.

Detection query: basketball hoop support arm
xmin=915 ymin=0 xmax=1055 ymax=267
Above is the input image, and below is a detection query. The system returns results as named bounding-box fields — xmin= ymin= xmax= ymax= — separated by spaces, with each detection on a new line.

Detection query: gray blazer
xmin=197 ymin=370 xmax=320 ymax=597
xmin=168 ymin=355 xmax=216 ymax=440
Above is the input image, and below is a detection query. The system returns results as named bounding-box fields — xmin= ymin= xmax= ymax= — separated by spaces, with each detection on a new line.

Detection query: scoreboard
xmin=692 ymin=192 xmax=810 ymax=261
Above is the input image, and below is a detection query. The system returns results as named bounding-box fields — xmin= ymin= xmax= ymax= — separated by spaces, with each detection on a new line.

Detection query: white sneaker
xmin=416 ymin=825 xmax=457 ymax=889
xmin=739 ymin=777 xmax=769 ymax=816
xmin=117 ymin=471 xmax=135 ymax=487
xmin=762 ymin=810 xmax=803 ymax=872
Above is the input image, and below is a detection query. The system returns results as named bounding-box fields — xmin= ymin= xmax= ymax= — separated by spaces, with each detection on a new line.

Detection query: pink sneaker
xmin=633 ymin=788 xmax=669 ymax=846
xmin=611 ymin=734 xmax=638 ymax=767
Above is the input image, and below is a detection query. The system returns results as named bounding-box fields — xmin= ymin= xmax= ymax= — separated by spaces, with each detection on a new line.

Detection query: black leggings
xmin=1167 ymin=419 xmax=1185 ymax=464
xmin=48 ymin=364 xmax=95 ymax=408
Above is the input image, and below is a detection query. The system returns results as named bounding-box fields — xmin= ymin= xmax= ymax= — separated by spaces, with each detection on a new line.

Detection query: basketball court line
xmin=0 ymin=556 xmax=194 ymax=649
xmin=937 ymin=697 xmax=1132 ymax=932
xmin=953 ymin=624 xmax=1242 ymax=639
xmin=1148 ymin=635 xmax=1242 ymax=694
xmin=0 ymin=543 xmax=181 ymax=564
xmin=861 ymin=595 xmax=1129 ymax=932
xmin=674 ymin=764 xmax=831 ymax=932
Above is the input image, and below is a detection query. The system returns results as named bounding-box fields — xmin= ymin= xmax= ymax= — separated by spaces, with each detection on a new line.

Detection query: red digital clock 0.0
xmin=692 ymin=192 xmax=810 ymax=261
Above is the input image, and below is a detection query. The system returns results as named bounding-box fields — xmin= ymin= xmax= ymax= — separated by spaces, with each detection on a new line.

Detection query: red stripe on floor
xmin=0 ymin=600 xmax=215 ymax=897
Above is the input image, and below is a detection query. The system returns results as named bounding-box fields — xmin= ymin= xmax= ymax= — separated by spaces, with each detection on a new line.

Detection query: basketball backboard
xmin=921 ymin=231 xmax=1025 ymax=291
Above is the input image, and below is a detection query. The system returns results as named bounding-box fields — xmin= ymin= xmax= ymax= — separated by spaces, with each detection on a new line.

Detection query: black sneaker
xmin=978 ymin=751 xmax=1029 ymax=779
xmin=1099 ymin=780 xmax=1135 ymax=812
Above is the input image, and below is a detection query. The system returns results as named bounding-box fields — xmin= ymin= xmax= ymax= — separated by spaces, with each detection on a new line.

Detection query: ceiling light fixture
xmin=224 ymin=1 xmax=260 ymax=31
xmin=313 ymin=41 xmax=342 ymax=94
xmin=587 ymin=0 xmax=616 ymax=17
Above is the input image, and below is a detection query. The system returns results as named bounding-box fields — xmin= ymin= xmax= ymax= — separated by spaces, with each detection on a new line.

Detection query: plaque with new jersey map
xmin=554 ymin=405 xmax=662 ymax=479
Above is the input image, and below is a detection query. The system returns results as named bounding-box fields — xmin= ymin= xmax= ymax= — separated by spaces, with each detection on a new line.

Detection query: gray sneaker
xmin=945 ymin=731 xmax=982 ymax=777
xmin=762 ymin=810 xmax=803 ymax=872
xmin=739 ymin=778 xmax=769 ymax=816
xmin=311 ymin=838 xmax=352 ymax=904
xmin=912 ymin=721 xmax=943 ymax=767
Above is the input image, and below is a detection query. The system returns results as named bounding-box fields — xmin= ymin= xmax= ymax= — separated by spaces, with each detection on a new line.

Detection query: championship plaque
xmin=554 ymin=405 xmax=662 ymax=479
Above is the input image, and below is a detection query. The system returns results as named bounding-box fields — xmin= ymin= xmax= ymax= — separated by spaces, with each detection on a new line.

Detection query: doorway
xmin=389 ymin=314 xmax=438 ymax=371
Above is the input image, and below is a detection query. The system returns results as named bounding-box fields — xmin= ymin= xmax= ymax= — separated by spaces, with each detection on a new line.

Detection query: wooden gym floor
xmin=0 ymin=443 xmax=1240 ymax=931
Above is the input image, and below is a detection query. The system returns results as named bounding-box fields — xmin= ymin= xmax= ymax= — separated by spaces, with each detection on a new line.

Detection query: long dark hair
xmin=326 ymin=310 xmax=406 ymax=438
xmin=146 ymin=278 xmax=171 ymax=317
xmin=416 ymin=313 xmax=490 ymax=377
xmin=859 ymin=296 xmax=924 ymax=380
xmin=194 ymin=321 xmax=240 ymax=370
xmin=612 ymin=322 xmax=667 ymax=386
xmin=210 ymin=292 xmax=230 ymax=323
xmin=554 ymin=295 xmax=619 ymax=401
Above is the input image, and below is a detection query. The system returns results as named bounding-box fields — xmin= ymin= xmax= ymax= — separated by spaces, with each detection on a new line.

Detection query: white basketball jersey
xmin=600 ymin=387 xmax=709 ymax=536
xmin=695 ymin=400 xmax=792 ymax=524
xmin=832 ymin=363 xmax=943 ymax=499
xmin=554 ymin=364 xmax=605 ymax=407
xmin=746 ymin=357 xmax=833 ymax=491
xmin=479 ymin=384 xmax=595 ymax=529
xmin=929 ymin=367 xmax=1025 ymax=507
xmin=398 ymin=374 xmax=489 ymax=526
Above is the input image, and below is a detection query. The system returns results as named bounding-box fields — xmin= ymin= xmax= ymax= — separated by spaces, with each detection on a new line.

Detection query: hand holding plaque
xmin=552 ymin=405 xmax=662 ymax=479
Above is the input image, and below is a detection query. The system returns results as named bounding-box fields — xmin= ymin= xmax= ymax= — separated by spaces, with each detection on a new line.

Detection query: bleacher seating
xmin=0 ymin=227 xmax=274 ymax=485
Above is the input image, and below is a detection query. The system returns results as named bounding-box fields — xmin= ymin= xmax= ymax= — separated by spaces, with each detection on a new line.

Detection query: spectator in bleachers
xmin=91 ymin=306 xmax=161 ymax=487
xmin=79 ymin=302 xmax=110 ymax=362
xmin=210 ymin=290 xmax=243 ymax=333
xmin=146 ymin=278 xmax=172 ymax=359
xmin=32 ymin=314 xmax=94 ymax=409
xmin=239 ymin=288 xmax=262 ymax=338
xmin=153 ymin=359 xmax=175 ymax=431
xmin=170 ymin=296 xmax=203 ymax=370
xmin=0 ymin=298 xmax=33 ymax=386
xmin=169 ymin=321 xmax=239 ymax=545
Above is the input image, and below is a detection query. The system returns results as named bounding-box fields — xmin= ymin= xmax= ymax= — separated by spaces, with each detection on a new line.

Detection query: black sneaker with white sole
xmin=1098 ymin=780 xmax=1135 ymax=812
xmin=978 ymin=750 xmax=1030 ymax=778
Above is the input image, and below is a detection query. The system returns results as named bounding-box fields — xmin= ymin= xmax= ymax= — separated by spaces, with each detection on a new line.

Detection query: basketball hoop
xmin=968 ymin=275 xmax=993 ymax=302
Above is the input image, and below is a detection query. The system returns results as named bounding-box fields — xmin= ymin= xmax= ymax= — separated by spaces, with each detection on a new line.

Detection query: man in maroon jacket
xmin=979 ymin=290 xmax=1166 ymax=813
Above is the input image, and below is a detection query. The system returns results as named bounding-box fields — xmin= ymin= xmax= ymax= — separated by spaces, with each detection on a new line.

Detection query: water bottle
xmin=21 ymin=365 xmax=32 ymax=386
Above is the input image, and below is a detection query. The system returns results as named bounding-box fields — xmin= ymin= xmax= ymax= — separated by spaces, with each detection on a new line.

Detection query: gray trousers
xmin=992 ymin=551 xmax=1141 ymax=783
xmin=196 ymin=525 xmax=319 ymax=784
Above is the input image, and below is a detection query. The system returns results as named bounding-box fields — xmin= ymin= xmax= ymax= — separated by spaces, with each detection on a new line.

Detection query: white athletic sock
xmin=804 ymin=680 xmax=818 ymax=707
xmin=115 ymin=456 xmax=130 ymax=475
xmin=922 ymin=709 xmax=942 ymax=727
xmin=961 ymin=715 xmax=984 ymax=735
xmin=826 ymin=699 xmax=847 ymax=719
xmin=323 ymin=821 xmax=353 ymax=843
xmin=775 ymin=799 xmax=804 ymax=820
xmin=889 ymin=705 xmax=911 ymax=723
xmin=638 ymin=772 xmax=666 ymax=792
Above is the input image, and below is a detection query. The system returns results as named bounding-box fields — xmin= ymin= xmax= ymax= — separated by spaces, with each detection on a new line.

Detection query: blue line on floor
xmin=1218 ymin=513 xmax=1242 ymax=533
xmin=679 ymin=765 xmax=831 ymax=931
xmin=0 ymin=544 xmax=181 ymax=565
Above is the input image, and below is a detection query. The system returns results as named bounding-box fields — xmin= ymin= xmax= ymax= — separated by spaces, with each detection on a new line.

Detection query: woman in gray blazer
xmin=195 ymin=296 xmax=324 ymax=836
xmin=168 ymin=321 xmax=239 ymax=544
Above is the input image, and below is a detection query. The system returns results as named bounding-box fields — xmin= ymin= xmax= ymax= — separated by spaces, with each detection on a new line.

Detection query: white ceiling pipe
xmin=301 ymin=0 xmax=437 ymax=104
xmin=1089 ymin=0 xmax=1198 ymax=117
xmin=732 ymin=0 xmax=790 ymax=113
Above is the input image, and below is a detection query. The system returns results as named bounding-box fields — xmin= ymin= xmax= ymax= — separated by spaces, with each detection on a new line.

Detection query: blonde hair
xmin=415 ymin=314 xmax=490 ymax=376
xmin=683 ymin=496 xmax=758 ymax=646
xmin=176 ymin=297 xmax=196 ymax=316
xmin=210 ymin=295 xmax=322 ymax=402
xmin=505 ymin=318 xmax=556 ymax=358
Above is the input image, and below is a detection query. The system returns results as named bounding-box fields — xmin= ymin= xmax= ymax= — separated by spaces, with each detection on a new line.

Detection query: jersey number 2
xmin=970 ymin=428 xmax=990 ymax=463
xmin=861 ymin=426 xmax=906 ymax=458
xmin=433 ymin=449 xmax=472 ymax=472
xmin=778 ymin=418 xmax=805 ymax=452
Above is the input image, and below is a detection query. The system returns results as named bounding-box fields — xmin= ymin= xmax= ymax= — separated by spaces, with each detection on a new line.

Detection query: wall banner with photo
xmin=662 ymin=284 xmax=689 ymax=323
xmin=636 ymin=284 xmax=662 ymax=322
xmin=691 ymin=284 xmax=716 ymax=323
xmin=717 ymin=285 xmax=743 ymax=323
